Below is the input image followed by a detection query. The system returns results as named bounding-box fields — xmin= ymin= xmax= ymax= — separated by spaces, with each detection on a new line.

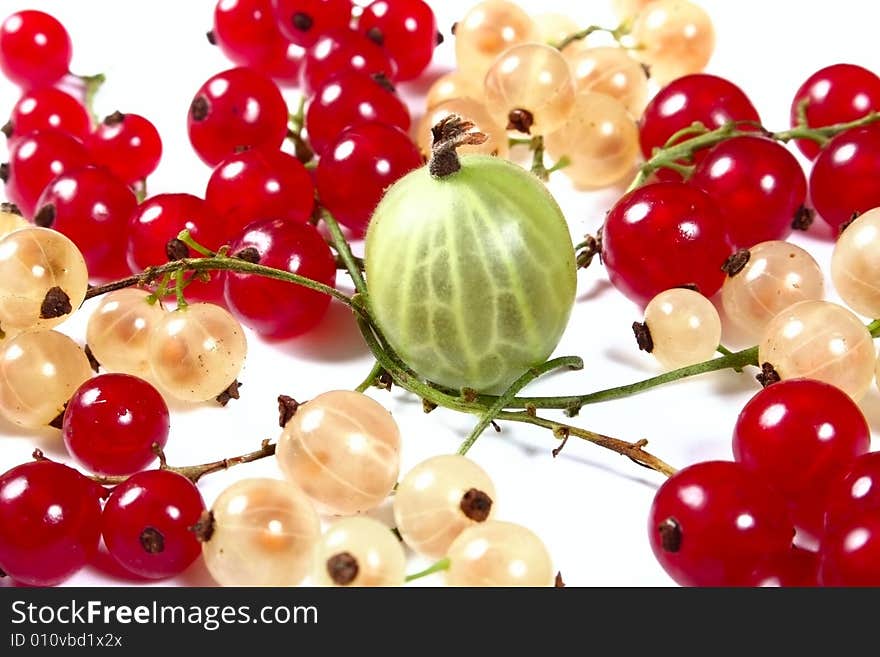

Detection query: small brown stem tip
xmin=327 ymin=552 xmax=359 ymax=586
xmin=429 ymin=114 xmax=488 ymax=178
xmin=658 ymin=517 xmax=682 ymax=553
xmin=139 ymin=527 xmax=165 ymax=554
xmin=460 ymin=488 xmax=493 ymax=522
xmin=277 ymin=394 xmax=301 ymax=427
xmin=756 ymin=362 xmax=781 ymax=388
xmin=632 ymin=321 xmax=654 ymax=353
xmin=190 ymin=510 xmax=216 ymax=543
xmin=507 ymin=108 xmax=534 ymax=135
xmin=721 ymin=248 xmax=751 ymax=277
xmin=40 ymin=286 xmax=72 ymax=319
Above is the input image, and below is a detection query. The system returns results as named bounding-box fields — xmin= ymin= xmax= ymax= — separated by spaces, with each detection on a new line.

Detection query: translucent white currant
xmin=544 ymin=92 xmax=640 ymax=189
xmin=0 ymin=226 xmax=88 ymax=334
xmin=0 ymin=206 xmax=27 ymax=239
xmin=484 ymin=43 xmax=576 ymax=136
xmin=562 ymin=46 xmax=649 ymax=116
xmin=276 ymin=390 xmax=401 ymax=516
xmin=425 ymin=72 xmax=481 ymax=110
xmin=0 ymin=329 xmax=93 ymax=428
xmin=393 ymin=454 xmax=496 ymax=559
xmin=831 ymin=207 xmax=880 ymax=318
xmin=642 ymin=288 xmax=721 ymax=370
xmin=722 ymin=241 xmax=825 ymax=340
xmin=417 ymin=98 xmax=509 ymax=159
xmin=445 ymin=520 xmax=554 ymax=587
xmin=311 ymin=517 xmax=406 ymax=587
xmin=147 ymin=302 xmax=247 ymax=402
xmin=758 ymin=300 xmax=875 ymax=401
xmin=454 ymin=0 xmax=536 ymax=89
xmin=612 ymin=0 xmax=658 ymax=20
xmin=86 ymin=288 xmax=167 ymax=378
xmin=201 ymin=478 xmax=320 ymax=587
xmin=630 ymin=0 xmax=715 ymax=86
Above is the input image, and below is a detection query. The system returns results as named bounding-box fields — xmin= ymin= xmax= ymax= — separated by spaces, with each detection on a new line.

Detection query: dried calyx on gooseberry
xmin=364 ymin=115 xmax=576 ymax=394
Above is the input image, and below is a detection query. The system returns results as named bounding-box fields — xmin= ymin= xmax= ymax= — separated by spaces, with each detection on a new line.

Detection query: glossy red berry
xmin=790 ymin=63 xmax=880 ymax=159
xmin=2 ymin=129 xmax=93 ymax=218
xmin=732 ymin=379 xmax=870 ymax=540
xmin=87 ymin=112 xmax=163 ymax=184
xmin=187 ymin=67 xmax=288 ymax=166
xmin=6 ymin=87 xmax=90 ymax=141
xmin=315 ymin=122 xmax=421 ymax=235
xmin=358 ymin=0 xmax=437 ymax=81
xmin=639 ymin=74 xmax=761 ymax=180
xmin=824 ymin=452 xmax=880 ymax=535
xmin=62 ymin=373 xmax=170 ymax=477
xmin=746 ymin=546 xmax=819 ymax=587
xmin=205 ymin=147 xmax=315 ymax=236
xmin=690 ymin=136 xmax=807 ymax=248
xmin=34 ymin=165 xmax=137 ymax=281
xmin=809 ymin=123 xmax=880 ymax=231
xmin=305 ymin=70 xmax=411 ymax=156
xmin=0 ymin=10 xmax=72 ymax=88
xmin=211 ymin=0 xmax=306 ymax=86
xmin=819 ymin=512 xmax=880 ymax=586
xmin=225 ymin=218 xmax=336 ymax=339
xmin=648 ymin=460 xmax=794 ymax=587
xmin=0 ymin=460 xmax=103 ymax=586
xmin=101 ymin=469 xmax=205 ymax=580
xmin=300 ymin=28 xmax=397 ymax=96
xmin=601 ymin=181 xmax=733 ymax=307
xmin=126 ymin=193 xmax=228 ymax=302
xmin=272 ymin=0 xmax=354 ymax=47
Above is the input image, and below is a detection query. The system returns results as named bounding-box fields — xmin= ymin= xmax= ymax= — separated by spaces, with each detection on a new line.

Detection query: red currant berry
xmin=126 ymin=193 xmax=228 ymax=302
xmin=358 ymin=0 xmax=437 ymax=81
xmin=34 ymin=165 xmax=137 ymax=281
xmin=225 ymin=218 xmax=336 ymax=338
xmin=819 ymin=512 xmax=880 ymax=586
xmin=809 ymin=123 xmax=880 ymax=231
xmin=2 ymin=129 xmax=93 ymax=218
xmin=101 ymin=469 xmax=205 ymax=580
xmin=211 ymin=0 xmax=306 ymax=86
xmin=315 ymin=122 xmax=421 ymax=235
xmin=272 ymin=0 xmax=354 ymax=47
xmin=6 ymin=87 xmax=90 ymax=141
xmin=187 ymin=67 xmax=288 ymax=166
xmin=205 ymin=147 xmax=315 ymax=236
xmin=62 ymin=373 xmax=170 ymax=477
xmin=824 ymin=452 xmax=880 ymax=535
xmin=0 ymin=460 xmax=102 ymax=586
xmin=87 ymin=112 xmax=163 ymax=184
xmin=648 ymin=460 xmax=794 ymax=587
xmin=690 ymin=136 xmax=807 ymax=248
xmin=0 ymin=10 xmax=72 ymax=88
xmin=601 ymin=181 xmax=733 ymax=307
xmin=790 ymin=63 xmax=880 ymax=159
xmin=305 ymin=70 xmax=411 ymax=156
xmin=732 ymin=379 xmax=870 ymax=540
xmin=639 ymin=74 xmax=761 ymax=180
xmin=301 ymin=29 xmax=397 ymax=96
xmin=747 ymin=546 xmax=819 ymax=587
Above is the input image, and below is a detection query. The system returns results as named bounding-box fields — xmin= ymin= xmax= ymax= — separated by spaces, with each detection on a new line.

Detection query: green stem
xmin=552 ymin=21 xmax=630 ymax=51
xmin=457 ymin=356 xmax=584 ymax=455
xmin=405 ymin=557 xmax=450 ymax=582
xmin=78 ymin=73 xmax=106 ymax=126
xmin=176 ymin=230 xmax=216 ymax=257
xmin=546 ymin=155 xmax=571 ymax=174
xmin=322 ymin=210 xmax=368 ymax=295
xmin=84 ymin=254 xmax=353 ymax=307
xmin=530 ymin=135 xmax=549 ymax=181
xmin=497 ymin=346 xmax=760 ymax=414
xmin=355 ymin=361 xmax=385 ymax=393
xmin=173 ymin=270 xmax=187 ymax=308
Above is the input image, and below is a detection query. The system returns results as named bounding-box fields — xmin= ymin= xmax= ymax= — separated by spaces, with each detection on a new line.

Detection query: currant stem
xmin=321 ymin=210 xmax=368 ymax=295
xmin=627 ymin=111 xmax=880 ymax=192
xmin=457 ymin=356 xmax=584 ymax=455
xmin=529 ymin=136 xmax=550 ymax=181
xmin=76 ymin=72 xmax=106 ymax=126
xmin=552 ymin=20 xmax=631 ymax=51
xmin=89 ymin=440 xmax=277 ymax=486
xmin=496 ymin=411 xmax=677 ymax=477
xmin=405 ymin=557 xmax=451 ymax=582
xmin=355 ymin=361 xmax=385 ymax=393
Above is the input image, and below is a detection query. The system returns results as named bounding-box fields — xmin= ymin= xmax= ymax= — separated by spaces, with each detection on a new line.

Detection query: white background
xmin=0 ymin=0 xmax=877 ymax=587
